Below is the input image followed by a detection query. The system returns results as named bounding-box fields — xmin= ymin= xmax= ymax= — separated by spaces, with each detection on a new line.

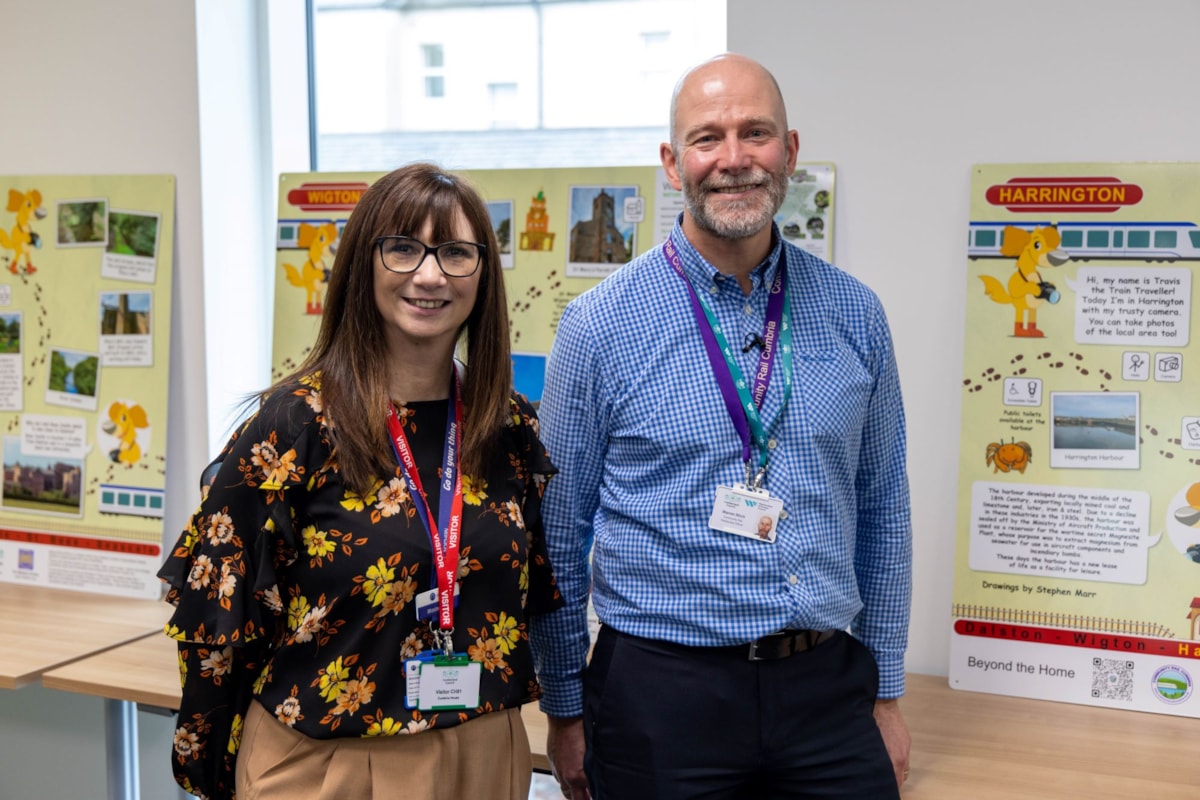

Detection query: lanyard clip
xmin=744 ymin=461 xmax=767 ymax=492
xmin=435 ymin=627 xmax=455 ymax=657
xmin=739 ymin=460 xmax=768 ymax=491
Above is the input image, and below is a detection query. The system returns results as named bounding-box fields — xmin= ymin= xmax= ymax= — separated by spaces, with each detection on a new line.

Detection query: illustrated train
xmin=968 ymin=220 xmax=1200 ymax=261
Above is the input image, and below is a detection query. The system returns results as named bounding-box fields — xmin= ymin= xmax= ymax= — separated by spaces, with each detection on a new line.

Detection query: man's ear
xmin=660 ymin=143 xmax=684 ymax=191
xmin=785 ymin=129 xmax=800 ymax=174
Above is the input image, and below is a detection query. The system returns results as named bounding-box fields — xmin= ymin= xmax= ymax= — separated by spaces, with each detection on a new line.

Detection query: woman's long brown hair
xmin=273 ymin=163 xmax=511 ymax=493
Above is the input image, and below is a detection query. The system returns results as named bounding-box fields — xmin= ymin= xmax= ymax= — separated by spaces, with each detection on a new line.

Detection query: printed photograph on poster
xmin=44 ymin=347 xmax=100 ymax=412
xmin=101 ymin=208 xmax=160 ymax=283
xmin=97 ymin=399 xmax=152 ymax=467
xmin=55 ymin=198 xmax=108 ymax=248
xmin=511 ymin=352 xmax=547 ymax=405
xmin=1 ymin=435 xmax=84 ymax=518
xmin=566 ymin=185 xmax=638 ymax=278
xmin=486 ymin=200 xmax=514 ymax=269
xmin=0 ymin=311 xmax=22 ymax=411
xmin=99 ymin=291 xmax=152 ymax=367
xmin=1049 ymin=392 xmax=1139 ymax=469
xmin=776 ymin=164 xmax=836 ymax=261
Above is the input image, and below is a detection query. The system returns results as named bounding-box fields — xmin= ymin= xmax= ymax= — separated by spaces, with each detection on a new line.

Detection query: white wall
xmin=0 ymin=2 xmax=201 ymax=798
xmin=730 ymin=0 xmax=1200 ymax=681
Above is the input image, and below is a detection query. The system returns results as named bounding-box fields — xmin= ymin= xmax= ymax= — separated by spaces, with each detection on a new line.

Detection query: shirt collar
xmin=669 ymin=214 xmax=784 ymax=293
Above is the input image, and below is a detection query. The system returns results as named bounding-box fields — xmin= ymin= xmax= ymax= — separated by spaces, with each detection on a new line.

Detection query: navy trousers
xmin=582 ymin=626 xmax=899 ymax=800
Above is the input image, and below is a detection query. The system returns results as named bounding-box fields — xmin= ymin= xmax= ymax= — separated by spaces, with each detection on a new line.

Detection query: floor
xmin=529 ymin=772 xmax=561 ymax=799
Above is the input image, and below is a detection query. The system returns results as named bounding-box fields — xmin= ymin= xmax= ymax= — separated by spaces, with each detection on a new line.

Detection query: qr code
xmin=1091 ymin=657 xmax=1135 ymax=701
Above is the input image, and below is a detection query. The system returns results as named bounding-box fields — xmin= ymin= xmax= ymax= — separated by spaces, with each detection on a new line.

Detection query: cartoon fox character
xmin=0 ymin=189 xmax=47 ymax=275
xmin=282 ymin=222 xmax=339 ymax=315
xmin=980 ymin=225 xmax=1070 ymax=338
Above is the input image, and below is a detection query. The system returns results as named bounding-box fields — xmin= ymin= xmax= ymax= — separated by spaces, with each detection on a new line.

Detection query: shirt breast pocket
xmin=795 ymin=349 xmax=873 ymax=441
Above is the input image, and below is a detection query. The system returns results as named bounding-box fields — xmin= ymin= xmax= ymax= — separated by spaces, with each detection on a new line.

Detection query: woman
xmin=158 ymin=163 xmax=561 ymax=800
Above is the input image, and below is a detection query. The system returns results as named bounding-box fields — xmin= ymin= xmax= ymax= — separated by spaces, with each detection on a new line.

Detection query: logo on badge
xmin=1151 ymin=665 xmax=1192 ymax=705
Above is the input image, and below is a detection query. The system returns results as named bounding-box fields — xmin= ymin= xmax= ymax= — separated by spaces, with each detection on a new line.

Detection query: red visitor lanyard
xmin=385 ymin=375 xmax=464 ymax=634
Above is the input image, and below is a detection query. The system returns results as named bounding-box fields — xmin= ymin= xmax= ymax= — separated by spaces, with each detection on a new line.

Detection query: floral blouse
xmin=157 ymin=374 xmax=561 ymax=799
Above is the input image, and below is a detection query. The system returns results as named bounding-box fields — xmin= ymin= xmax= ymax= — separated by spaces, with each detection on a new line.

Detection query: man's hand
xmin=874 ymin=698 xmax=911 ymax=790
xmin=546 ymin=715 xmax=591 ymax=799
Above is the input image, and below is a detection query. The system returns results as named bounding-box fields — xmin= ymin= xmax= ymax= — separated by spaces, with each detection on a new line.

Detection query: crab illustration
xmin=986 ymin=438 xmax=1032 ymax=473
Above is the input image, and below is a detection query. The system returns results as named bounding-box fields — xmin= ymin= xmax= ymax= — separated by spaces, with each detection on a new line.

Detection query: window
xmin=1086 ymin=229 xmax=1109 ymax=248
xmin=489 ymin=82 xmax=519 ymax=129
xmin=1061 ymin=229 xmax=1083 ymax=248
xmin=1154 ymin=230 xmax=1177 ymax=248
xmin=422 ymin=44 xmax=444 ymax=68
xmin=974 ymin=229 xmax=997 ymax=248
xmin=311 ymin=0 xmax=727 ymax=170
xmin=1128 ymin=230 xmax=1150 ymax=248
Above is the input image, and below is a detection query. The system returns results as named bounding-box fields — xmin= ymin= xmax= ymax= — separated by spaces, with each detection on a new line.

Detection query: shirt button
xmin=778 ymin=509 xmax=788 ymax=520
xmin=709 ymin=285 xmax=720 ymax=295
xmin=743 ymin=304 xmax=753 ymax=315
xmin=767 ymin=438 xmax=778 ymax=450
xmin=788 ymin=574 xmax=799 ymax=585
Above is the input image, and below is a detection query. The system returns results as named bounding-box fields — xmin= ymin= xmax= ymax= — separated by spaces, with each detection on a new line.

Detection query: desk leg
xmin=105 ymin=698 xmax=140 ymax=800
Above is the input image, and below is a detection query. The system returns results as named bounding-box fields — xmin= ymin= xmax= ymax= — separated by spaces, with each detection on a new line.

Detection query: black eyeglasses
xmin=376 ymin=235 xmax=485 ymax=278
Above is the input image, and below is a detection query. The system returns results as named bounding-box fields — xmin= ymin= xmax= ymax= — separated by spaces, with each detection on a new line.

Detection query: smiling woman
xmin=158 ymin=163 xmax=565 ymax=800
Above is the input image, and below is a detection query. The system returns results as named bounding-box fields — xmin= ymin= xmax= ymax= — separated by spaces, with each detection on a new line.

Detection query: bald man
xmin=530 ymin=53 xmax=913 ymax=800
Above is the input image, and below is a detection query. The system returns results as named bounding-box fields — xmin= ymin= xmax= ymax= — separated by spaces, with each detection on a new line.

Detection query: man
xmin=530 ymin=52 xmax=912 ymax=800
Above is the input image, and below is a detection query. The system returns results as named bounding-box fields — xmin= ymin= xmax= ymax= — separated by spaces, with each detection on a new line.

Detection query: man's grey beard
xmin=683 ymin=166 xmax=789 ymax=240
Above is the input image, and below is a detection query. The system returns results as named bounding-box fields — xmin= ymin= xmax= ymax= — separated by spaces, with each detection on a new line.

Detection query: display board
xmin=0 ymin=175 xmax=175 ymax=599
xmin=272 ymin=163 xmax=836 ymax=399
xmin=951 ymin=163 xmax=1200 ymax=717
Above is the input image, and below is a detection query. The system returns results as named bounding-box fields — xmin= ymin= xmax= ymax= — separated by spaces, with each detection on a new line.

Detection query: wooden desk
xmin=0 ymin=581 xmax=165 ymax=689
xmin=42 ymin=630 xmax=181 ymax=707
xmin=42 ymin=637 xmax=1200 ymax=798
xmin=0 ymin=581 xmax=169 ymax=800
xmin=901 ymin=673 xmax=1198 ymax=799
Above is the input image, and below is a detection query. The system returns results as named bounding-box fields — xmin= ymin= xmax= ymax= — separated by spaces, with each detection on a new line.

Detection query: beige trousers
xmin=236 ymin=700 xmax=532 ymax=800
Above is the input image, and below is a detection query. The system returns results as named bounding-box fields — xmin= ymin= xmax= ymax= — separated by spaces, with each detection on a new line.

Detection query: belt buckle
xmin=748 ymin=639 xmax=766 ymax=661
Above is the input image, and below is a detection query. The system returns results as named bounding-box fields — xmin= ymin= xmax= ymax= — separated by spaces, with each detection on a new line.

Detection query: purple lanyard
xmin=664 ymin=235 xmax=790 ymax=483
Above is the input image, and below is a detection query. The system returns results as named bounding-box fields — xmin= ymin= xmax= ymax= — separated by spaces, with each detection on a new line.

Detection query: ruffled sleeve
xmin=510 ymin=393 xmax=563 ymax=618
xmin=157 ymin=387 xmax=318 ymax=799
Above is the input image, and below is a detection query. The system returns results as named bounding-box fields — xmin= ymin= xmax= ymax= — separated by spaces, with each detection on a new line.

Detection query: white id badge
xmin=417 ymin=659 xmax=482 ymax=710
xmin=415 ymin=583 xmax=461 ymax=622
xmin=709 ymin=484 xmax=783 ymax=542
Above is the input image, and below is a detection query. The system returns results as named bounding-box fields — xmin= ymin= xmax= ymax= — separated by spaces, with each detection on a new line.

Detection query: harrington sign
xmin=985 ymin=177 xmax=1143 ymax=213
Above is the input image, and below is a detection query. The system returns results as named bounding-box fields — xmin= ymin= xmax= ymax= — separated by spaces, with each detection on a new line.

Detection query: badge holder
xmin=708 ymin=462 xmax=782 ymax=542
xmin=405 ymin=628 xmax=482 ymax=711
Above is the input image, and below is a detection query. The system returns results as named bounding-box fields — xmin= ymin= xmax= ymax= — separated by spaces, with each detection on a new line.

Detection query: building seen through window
xmin=312 ymin=0 xmax=726 ymax=170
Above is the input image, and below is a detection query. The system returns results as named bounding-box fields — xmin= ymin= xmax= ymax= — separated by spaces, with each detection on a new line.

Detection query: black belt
xmin=604 ymin=626 xmax=837 ymax=662
xmin=739 ymin=629 xmax=837 ymax=661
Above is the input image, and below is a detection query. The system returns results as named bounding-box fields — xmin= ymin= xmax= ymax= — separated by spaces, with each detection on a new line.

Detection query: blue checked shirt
xmin=529 ymin=221 xmax=912 ymax=717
